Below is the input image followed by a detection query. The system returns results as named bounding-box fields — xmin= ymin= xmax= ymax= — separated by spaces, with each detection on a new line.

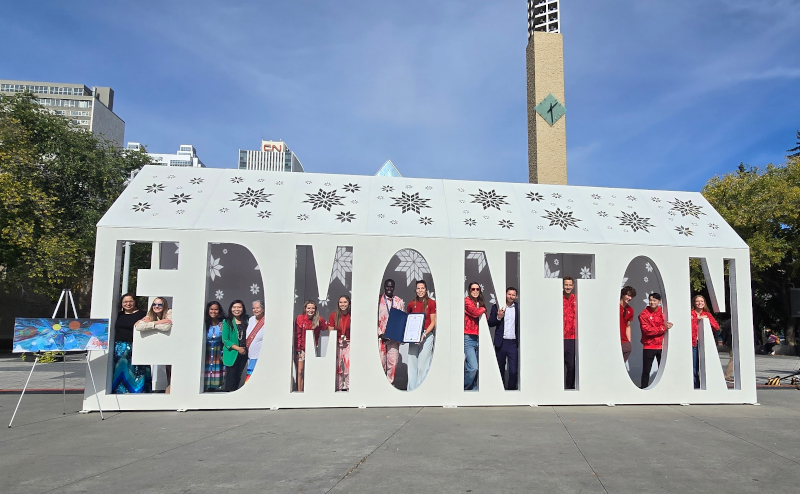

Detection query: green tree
xmin=0 ymin=92 xmax=153 ymax=317
xmin=701 ymin=156 xmax=800 ymax=350
xmin=788 ymin=130 xmax=800 ymax=159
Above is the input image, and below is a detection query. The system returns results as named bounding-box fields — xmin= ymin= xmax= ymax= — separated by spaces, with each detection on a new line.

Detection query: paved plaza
xmin=0 ymin=353 xmax=799 ymax=493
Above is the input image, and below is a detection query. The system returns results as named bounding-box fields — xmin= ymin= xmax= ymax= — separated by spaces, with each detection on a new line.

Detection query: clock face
xmin=535 ymin=94 xmax=565 ymax=126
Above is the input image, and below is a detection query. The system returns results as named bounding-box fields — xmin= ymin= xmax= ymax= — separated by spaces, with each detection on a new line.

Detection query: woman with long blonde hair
xmin=294 ymin=300 xmax=327 ymax=392
xmin=690 ymin=294 xmax=719 ymax=389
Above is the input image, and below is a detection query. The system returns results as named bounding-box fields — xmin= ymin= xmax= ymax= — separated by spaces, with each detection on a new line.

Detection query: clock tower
xmin=527 ymin=0 xmax=567 ymax=184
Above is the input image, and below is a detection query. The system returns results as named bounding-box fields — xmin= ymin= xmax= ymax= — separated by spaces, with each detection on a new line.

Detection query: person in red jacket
xmin=563 ymin=277 xmax=577 ymax=389
xmin=329 ymin=295 xmax=351 ymax=392
xmin=639 ymin=292 xmax=673 ymax=388
xmin=294 ymin=300 xmax=327 ymax=392
xmin=691 ymin=294 xmax=719 ymax=389
xmin=464 ymin=282 xmax=486 ymax=390
xmin=620 ymin=286 xmax=637 ymax=363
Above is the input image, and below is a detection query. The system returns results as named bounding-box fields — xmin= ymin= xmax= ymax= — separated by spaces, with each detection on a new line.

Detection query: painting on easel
xmin=13 ymin=319 xmax=109 ymax=353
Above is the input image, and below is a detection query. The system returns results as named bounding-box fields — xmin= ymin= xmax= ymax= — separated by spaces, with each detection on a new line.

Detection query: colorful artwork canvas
xmin=13 ymin=318 xmax=109 ymax=353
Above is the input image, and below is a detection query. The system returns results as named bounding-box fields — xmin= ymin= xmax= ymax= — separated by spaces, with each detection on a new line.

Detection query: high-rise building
xmin=0 ymin=79 xmax=125 ymax=147
xmin=238 ymin=140 xmax=304 ymax=172
xmin=375 ymin=160 xmax=402 ymax=177
xmin=126 ymin=142 xmax=206 ymax=167
xmin=526 ymin=1 xmax=567 ymax=185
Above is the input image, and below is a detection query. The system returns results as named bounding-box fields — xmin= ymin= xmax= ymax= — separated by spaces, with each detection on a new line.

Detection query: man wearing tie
xmin=488 ymin=287 xmax=520 ymax=390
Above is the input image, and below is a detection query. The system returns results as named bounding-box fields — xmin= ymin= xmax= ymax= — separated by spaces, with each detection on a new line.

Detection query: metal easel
xmin=8 ymin=288 xmax=104 ymax=428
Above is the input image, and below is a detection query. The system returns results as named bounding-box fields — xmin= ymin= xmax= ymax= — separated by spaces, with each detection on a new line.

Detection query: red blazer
xmin=294 ymin=314 xmax=328 ymax=353
xmin=328 ymin=312 xmax=351 ymax=341
xmin=690 ymin=310 xmax=719 ymax=347
xmin=639 ymin=306 xmax=667 ymax=349
xmin=464 ymin=297 xmax=486 ymax=335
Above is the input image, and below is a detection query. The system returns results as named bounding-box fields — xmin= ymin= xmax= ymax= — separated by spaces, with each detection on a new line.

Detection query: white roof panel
xmin=98 ymin=166 xmax=747 ymax=249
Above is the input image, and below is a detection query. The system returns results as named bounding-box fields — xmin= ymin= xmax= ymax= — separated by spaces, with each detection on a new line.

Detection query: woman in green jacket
xmin=222 ymin=299 xmax=248 ymax=391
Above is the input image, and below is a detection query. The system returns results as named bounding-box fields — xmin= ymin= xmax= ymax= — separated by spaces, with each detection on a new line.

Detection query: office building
xmin=375 ymin=160 xmax=402 ymax=177
xmin=526 ymin=1 xmax=567 ymax=184
xmin=238 ymin=140 xmax=304 ymax=172
xmin=126 ymin=142 xmax=205 ymax=168
xmin=0 ymin=79 xmax=125 ymax=147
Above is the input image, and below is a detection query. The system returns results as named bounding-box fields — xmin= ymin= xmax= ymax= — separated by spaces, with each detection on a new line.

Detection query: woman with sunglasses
xmin=134 ymin=297 xmax=174 ymax=392
xmin=464 ymin=282 xmax=486 ymax=391
xmin=112 ymin=293 xmax=151 ymax=393
xmin=222 ymin=300 xmax=249 ymax=391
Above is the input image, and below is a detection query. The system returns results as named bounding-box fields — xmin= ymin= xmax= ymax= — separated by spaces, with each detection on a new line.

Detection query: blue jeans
xmin=464 ymin=334 xmax=479 ymax=390
xmin=692 ymin=345 xmax=700 ymax=389
xmin=407 ymin=333 xmax=435 ymax=391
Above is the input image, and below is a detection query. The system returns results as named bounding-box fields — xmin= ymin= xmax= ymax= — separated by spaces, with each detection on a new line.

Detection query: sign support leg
xmin=85 ymin=353 xmax=104 ymax=420
xmin=8 ymin=356 xmax=39 ymax=428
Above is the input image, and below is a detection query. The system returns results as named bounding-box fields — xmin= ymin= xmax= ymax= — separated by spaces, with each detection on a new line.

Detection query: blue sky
xmin=1 ymin=0 xmax=798 ymax=191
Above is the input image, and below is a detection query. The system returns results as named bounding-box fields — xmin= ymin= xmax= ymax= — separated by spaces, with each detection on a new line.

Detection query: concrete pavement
xmin=1 ymin=391 xmax=799 ymax=493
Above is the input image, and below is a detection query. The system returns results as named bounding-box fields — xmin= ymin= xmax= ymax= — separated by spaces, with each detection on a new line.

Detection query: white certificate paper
xmin=403 ymin=313 xmax=425 ymax=343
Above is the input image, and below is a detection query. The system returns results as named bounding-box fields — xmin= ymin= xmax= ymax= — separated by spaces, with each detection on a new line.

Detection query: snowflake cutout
xmin=189 ymin=178 xmax=204 ymax=185
xmin=526 ymin=192 xmax=544 ymax=202
xmin=668 ymin=198 xmax=705 ymax=218
xmin=544 ymin=262 xmax=560 ymax=278
xmin=393 ymin=249 xmax=430 ymax=286
xmin=591 ymin=194 xmax=601 ymax=200
xmin=329 ymin=247 xmax=353 ymax=287
xmin=426 ymin=186 xmax=433 ymax=190
xmin=377 ymin=196 xmax=384 ymax=200
xmin=343 ymin=183 xmax=361 ymax=193
xmin=351 ymin=200 xmax=358 ymax=204
xmin=390 ymin=220 xmax=397 ymax=225
xmin=378 ymin=214 xmax=385 ymax=219
xmin=552 ymin=193 xmax=562 ymax=199
xmin=498 ymin=220 xmax=514 ymax=229
xmin=668 ymin=211 xmax=676 ymax=216
xmin=675 ymin=225 xmax=693 ymax=236
xmin=167 ymin=174 xmax=175 ymax=179
xmin=276 ymin=181 xmax=283 ymax=186
xmin=303 ymin=188 xmax=345 ymax=211
xmin=176 ymin=209 xmax=185 ymax=215
xmin=651 ymin=197 xmax=661 ymax=203
xmin=131 ymin=202 xmax=151 ymax=212
xmin=405 ymin=185 xmax=413 ymax=189
xmin=232 ymin=187 xmax=273 ymax=208
xmin=176 ymin=186 xmax=183 ymax=190
xmin=627 ymin=195 xmax=637 ymax=201
xmin=305 ymin=180 xmax=312 ymax=185
xmin=208 ymin=254 xmax=223 ymax=281
xmin=390 ymin=192 xmax=431 ymax=214
xmin=579 ymin=267 xmax=591 ymax=279
xmin=542 ymin=208 xmax=582 ymax=230
xmin=459 ymin=200 xmax=465 ymax=204
xmin=615 ymin=211 xmax=654 ymax=233
xmin=250 ymin=283 xmax=260 ymax=295
xmin=381 ymin=185 xmax=394 ymax=192
xmin=469 ymin=189 xmax=508 ymax=210
xmin=419 ymin=216 xmax=433 ymax=225
xmin=257 ymin=179 xmax=265 ymax=183
xmin=145 ymin=183 xmax=165 ymax=194
xmin=215 ymin=290 xmax=224 ymax=300
xmin=708 ymin=223 xmax=719 ymax=230
xmin=458 ymin=188 xmax=465 ymax=193
xmin=481 ymin=214 xmax=487 ymax=218
xmin=257 ymin=210 xmax=271 ymax=219
xmin=464 ymin=218 xmax=477 ymax=226
xmin=597 ymin=211 xmax=608 ymax=217
xmin=335 ymin=211 xmax=356 ymax=223
xmin=324 ymin=182 xmax=332 ymax=187
xmin=230 ymin=177 xmax=244 ymax=184
xmin=297 ymin=214 xmax=309 ymax=221
xmin=219 ymin=208 xmax=229 ymax=213
xmin=553 ymin=258 xmax=560 ymax=265
xmin=644 ymin=276 xmax=649 ymax=283
xmin=169 ymin=193 xmax=192 ymax=205
xmin=223 ymin=249 xmax=228 ymax=254
xmin=645 ymin=262 xmax=653 ymax=272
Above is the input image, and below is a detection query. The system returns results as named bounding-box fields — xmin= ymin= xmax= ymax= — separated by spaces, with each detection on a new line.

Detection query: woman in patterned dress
xmin=112 ymin=293 xmax=151 ymax=394
xmin=203 ymin=301 xmax=226 ymax=391
xmin=328 ymin=296 xmax=351 ymax=391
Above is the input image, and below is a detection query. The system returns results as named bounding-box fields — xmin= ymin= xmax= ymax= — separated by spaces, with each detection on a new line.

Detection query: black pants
xmin=564 ymin=339 xmax=576 ymax=390
xmin=495 ymin=338 xmax=519 ymax=390
xmin=641 ymin=349 xmax=662 ymax=388
xmin=223 ymin=353 xmax=247 ymax=392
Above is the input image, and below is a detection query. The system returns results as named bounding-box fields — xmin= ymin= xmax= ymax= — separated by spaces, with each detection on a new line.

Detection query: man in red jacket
xmin=620 ymin=286 xmax=637 ymax=363
xmin=563 ymin=277 xmax=577 ymax=389
xmin=639 ymin=292 xmax=673 ymax=388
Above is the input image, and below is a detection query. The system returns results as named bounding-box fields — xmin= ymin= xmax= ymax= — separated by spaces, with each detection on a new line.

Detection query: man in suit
xmin=488 ymin=287 xmax=520 ymax=390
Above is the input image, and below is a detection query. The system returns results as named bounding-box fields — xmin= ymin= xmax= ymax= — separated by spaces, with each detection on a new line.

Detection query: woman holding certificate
xmin=406 ymin=280 xmax=437 ymax=391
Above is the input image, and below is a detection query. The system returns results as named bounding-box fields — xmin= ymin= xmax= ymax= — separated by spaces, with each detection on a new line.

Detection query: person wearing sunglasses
xmin=464 ymin=282 xmax=486 ymax=390
xmin=134 ymin=297 xmax=174 ymax=392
